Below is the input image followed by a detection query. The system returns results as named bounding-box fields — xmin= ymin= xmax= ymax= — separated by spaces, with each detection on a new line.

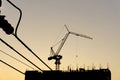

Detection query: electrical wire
xmin=6 ymin=0 xmax=52 ymax=71
xmin=0 ymin=59 xmax=25 ymax=75
xmin=0 ymin=49 xmax=35 ymax=70
xmin=0 ymin=38 xmax=43 ymax=72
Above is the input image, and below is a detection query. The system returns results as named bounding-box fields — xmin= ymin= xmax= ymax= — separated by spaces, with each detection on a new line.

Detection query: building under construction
xmin=0 ymin=0 xmax=111 ymax=80
xmin=25 ymin=68 xmax=111 ymax=80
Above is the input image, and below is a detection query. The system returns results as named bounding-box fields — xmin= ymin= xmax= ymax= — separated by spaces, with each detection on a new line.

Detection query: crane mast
xmin=49 ymin=31 xmax=70 ymax=70
xmin=48 ymin=25 xmax=93 ymax=70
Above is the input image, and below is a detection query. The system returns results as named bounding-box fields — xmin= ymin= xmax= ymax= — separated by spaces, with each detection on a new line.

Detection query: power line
xmin=0 ymin=50 xmax=35 ymax=70
xmin=0 ymin=38 xmax=43 ymax=72
xmin=0 ymin=60 xmax=24 ymax=75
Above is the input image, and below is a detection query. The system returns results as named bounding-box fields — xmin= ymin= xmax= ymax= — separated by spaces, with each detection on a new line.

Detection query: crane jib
xmin=48 ymin=26 xmax=93 ymax=70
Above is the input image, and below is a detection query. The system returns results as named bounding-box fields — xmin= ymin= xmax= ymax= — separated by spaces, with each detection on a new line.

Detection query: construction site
xmin=0 ymin=0 xmax=111 ymax=80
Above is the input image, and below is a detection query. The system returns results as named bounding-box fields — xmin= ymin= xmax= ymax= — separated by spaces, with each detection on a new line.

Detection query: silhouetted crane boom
xmin=48 ymin=25 xmax=93 ymax=70
xmin=70 ymin=31 xmax=93 ymax=39
xmin=56 ymin=32 xmax=70 ymax=55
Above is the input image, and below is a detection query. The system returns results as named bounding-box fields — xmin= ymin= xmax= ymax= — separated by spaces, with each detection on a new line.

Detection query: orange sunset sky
xmin=0 ymin=0 xmax=120 ymax=80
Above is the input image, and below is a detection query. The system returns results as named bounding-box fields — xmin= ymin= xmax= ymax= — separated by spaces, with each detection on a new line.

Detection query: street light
xmin=0 ymin=15 xmax=14 ymax=35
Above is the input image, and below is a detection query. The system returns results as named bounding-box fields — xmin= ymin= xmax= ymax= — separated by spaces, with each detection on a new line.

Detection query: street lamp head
xmin=0 ymin=15 xmax=14 ymax=35
xmin=0 ymin=0 xmax=2 ymax=7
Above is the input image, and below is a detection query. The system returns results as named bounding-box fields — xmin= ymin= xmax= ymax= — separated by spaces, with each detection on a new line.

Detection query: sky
xmin=0 ymin=0 xmax=120 ymax=80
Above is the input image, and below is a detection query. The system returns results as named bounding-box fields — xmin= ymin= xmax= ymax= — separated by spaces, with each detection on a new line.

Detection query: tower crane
xmin=48 ymin=25 xmax=93 ymax=70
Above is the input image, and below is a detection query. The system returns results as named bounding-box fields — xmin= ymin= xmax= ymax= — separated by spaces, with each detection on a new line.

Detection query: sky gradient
xmin=0 ymin=0 xmax=120 ymax=80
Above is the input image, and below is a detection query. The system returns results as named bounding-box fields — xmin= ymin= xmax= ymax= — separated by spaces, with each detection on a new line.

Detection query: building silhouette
xmin=25 ymin=68 xmax=111 ymax=80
